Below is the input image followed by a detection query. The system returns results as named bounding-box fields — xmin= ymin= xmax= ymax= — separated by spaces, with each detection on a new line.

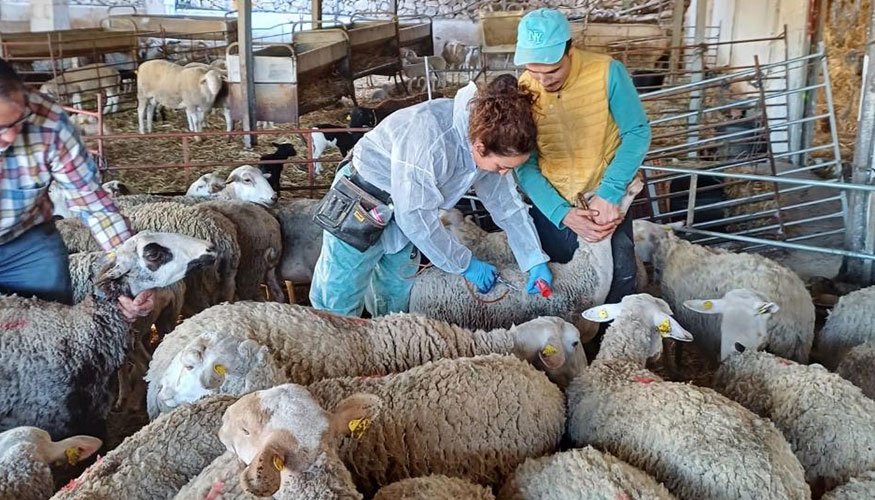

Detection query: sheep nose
xmin=271 ymin=193 xmax=278 ymax=203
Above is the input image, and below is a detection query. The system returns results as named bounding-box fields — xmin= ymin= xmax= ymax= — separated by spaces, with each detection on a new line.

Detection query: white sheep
xmin=39 ymin=63 xmax=121 ymax=113
xmin=184 ymin=61 xmax=232 ymax=133
xmin=569 ymin=294 xmax=809 ymax=500
xmin=186 ymin=172 xmax=226 ymax=197
xmin=308 ymin=355 xmax=564 ymax=497
xmin=146 ymin=301 xmax=586 ymax=416
xmin=0 ymin=426 xmax=101 ymax=500
xmin=498 ymin=447 xmax=677 ymax=500
xmin=50 ymin=395 xmax=236 ymax=500
xmin=409 ymin=178 xmax=642 ymax=337
xmin=177 ymin=386 xmax=381 ymax=500
xmin=815 ymin=285 xmax=875 ymax=370
xmin=836 ymin=343 xmax=875 ymax=399
xmin=137 ymin=59 xmax=224 ymax=135
xmin=374 ymin=475 xmax=495 ymax=500
xmin=633 ymin=219 xmax=815 ymax=363
xmin=215 ymin=165 xmax=278 ymax=206
xmin=0 ymin=232 xmax=216 ymax=439
xmin=689 ymin=291 xmax=875 ymax=493
xmin=821 ymin=472 xmax=875 ymax=500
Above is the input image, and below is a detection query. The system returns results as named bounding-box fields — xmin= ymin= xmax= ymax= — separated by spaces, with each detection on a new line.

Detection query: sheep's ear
xmin=684 ymin=299 xmax=725 ymax=314
xmin=261 ymin=171 xmax=272 ymax=179
xmin=271 ymin=142 xmax=281 ymax=148
xmin=241 ymin=441 xmax=306 ymax=497
xmin=94 ymin=251 xmax=132 ymax=286
xmin=328 ymin=393 xmax=383 ymax=442
xmin=226 ymin=173 xmax=241 ymax=184
xmin=755 ymin=302 xmax=780 ymax=316
xmin=238 ymin=339 xmax=263 ymax=362
xmin=653 ymin=314 xmax=693 ymax=342
xmin=46 ymin=435 xmax=102 ymax=466
xmin=582 ymin=303 xmax=622 ymax=323
xmin=538 ymin=331 xmax=566 ymax=370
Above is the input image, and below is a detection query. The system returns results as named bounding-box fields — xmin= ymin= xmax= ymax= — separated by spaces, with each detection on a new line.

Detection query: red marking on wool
xmin=1 ymin=318 xmax=27 ymax=330
xmin=634 ymin=376 xmax=655 ymax=384
xmin=60 ymin=455 xmax=103 ymax=491
xmin=205 ymin=479 xmax=224 ymax=500
xmin=776 ymin=358 xmax=792 ymax=366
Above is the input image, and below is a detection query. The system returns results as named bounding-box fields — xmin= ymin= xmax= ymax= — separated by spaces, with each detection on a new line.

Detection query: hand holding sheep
xmin=562 ymin=203 xmax=618 ymax=242
xmin=118 ymin=290 xmax=156 ymax=323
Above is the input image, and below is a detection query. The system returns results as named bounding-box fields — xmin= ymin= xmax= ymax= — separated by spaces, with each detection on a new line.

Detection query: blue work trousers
xmin=309 ymin=164 xmax=419 ymax=317
xmin=0 ymin=221 xmax=73 ymax=304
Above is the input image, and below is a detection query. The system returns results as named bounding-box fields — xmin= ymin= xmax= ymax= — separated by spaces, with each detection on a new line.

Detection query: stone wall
xmin=175 ymin=0 xmax=673 ymax=23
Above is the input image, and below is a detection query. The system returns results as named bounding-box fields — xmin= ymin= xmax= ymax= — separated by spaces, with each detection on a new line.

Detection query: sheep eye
xmin=241 ymin=428 xmax=250 ymax=436
xmin=184 ymin=365 xmax=194 ymax=371
xmin=572 ymin=341 xmax=580 ymax=348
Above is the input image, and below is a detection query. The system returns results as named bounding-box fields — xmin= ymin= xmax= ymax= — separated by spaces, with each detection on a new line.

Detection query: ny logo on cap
xmin=528 ymin=29 xmax=544 ymax=43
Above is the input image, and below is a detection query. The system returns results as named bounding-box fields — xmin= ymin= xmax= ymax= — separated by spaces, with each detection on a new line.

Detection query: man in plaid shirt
xmin=0 ymin=57 xmax=153 ymax=319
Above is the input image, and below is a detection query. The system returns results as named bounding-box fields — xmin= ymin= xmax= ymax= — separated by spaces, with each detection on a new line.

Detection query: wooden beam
xmin=668 ymin=0 xmax=685 ymax=84
xmin=312 ymin=0 xmax=322 ymax=26
xmin=237 ymin=0 xmax=257 ymax=148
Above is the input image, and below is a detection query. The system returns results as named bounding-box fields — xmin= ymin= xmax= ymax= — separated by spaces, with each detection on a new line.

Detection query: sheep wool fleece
xmin=307 ymin=355 xmax=565 ymax=497
xmin=821 ymin=472 xmax=875 ymax=500
xmin=567 ymin=362 xmax=809 ymax=499
xmin=712 ymin=350 xmax=875 ymax=490
xmin=817 ymin=285 xmax=875 ymax=370
xmin=50 ymin=396 xmax=235 ymax=500
xmin=373 ymin=475 xmax=495 ymax=500
xmin=498 ymin=447 xmax=676 ymax=500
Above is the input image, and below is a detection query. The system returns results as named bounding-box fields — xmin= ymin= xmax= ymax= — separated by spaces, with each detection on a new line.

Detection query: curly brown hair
xmin=468 ymin=74 xmax=538 ymax=157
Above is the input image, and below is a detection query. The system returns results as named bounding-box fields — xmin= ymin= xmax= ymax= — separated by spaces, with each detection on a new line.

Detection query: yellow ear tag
xmin=656 ymin=319 xmax=672 ymax=338
xmin=703 ymin=301 xmax=714 ymax=310
xmin=756 ymin=304 xmax=771 ymax=316
xmin=65 ymin=447 xmax=80 ymax=466
xmin=345 ymin=114 xmax=351 ymax=121
xmin=106 ymin=250 xmax=116 ymax=260
xmin=598 ymin=309 xmax=608 ymax=319
xmin=348 ymin=417 xmax=371 ymax=440
xmin=213 ymin=364 xmax=227 ymax=376
xmin=272 ymin=456 xmax=284 ymax=471
xmin=541 ymin=344 xmax=558 ymax=357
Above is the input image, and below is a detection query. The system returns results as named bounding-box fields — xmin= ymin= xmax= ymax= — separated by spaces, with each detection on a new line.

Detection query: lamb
xmin=39 ymin=63 xmax=122 ymax=113
xmin=568 ymin=294 xmax=809 ymax=500
xmin=186 ymin=172 xmax=226 ymax=197
xmin=815 ymin=285 xmax=875 ymax=370
xmin=374 ymin=476 xmax=495 ymax=500
xmin=0 ymin=232 xmax=216 ymax=439
xmin=408 ymin=179 xmax=643 ymax=335
xmin=307 ymin=355 xmax=565 ymax=497
xmin=311 ymin=124 xmax=364 ymax=175
xmin=402 ymin=55 xmax=448 ymax=88
xmin=633 ymin=219 xmax=815 ymax=363
xmin=498 ymin=447 xmax=677 ymax=500
xmin=137 ymin=59 xmax=224 ymax=134
xmin=101 ymin=180 xmax=134 ymax=197
xmin=176 ymin=386 xmax=381 ymax=500
xmin=146 ymin=301 xmax=585 ymax=416
xmin=257 ymin=142 xmax=297 ymax=193
xmin=50 ymin=395 xmax=236 ymax=500
xmin=275 ymin=198 xmax=323 ymax=284
xmin=821 ymin=472 xmax=875 ymax=500
xmin=0 ymin=426 xmax=101 ymax=500
xmin=55 ymin=201 xmax=240 ymax=317
xmin=184 ymin=61 xmax=232 ymax=133
xmin=346 ymin=94 xmax=437 ymax=129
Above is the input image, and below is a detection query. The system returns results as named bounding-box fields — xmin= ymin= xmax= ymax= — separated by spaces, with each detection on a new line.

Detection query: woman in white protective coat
xmin=309 ymin=75 xmax=554 ymax=317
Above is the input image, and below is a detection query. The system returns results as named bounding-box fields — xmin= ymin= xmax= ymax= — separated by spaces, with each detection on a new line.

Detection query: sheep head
xmin=219 ymin=385 xmax=382 ymax=497
xmin=224 ymin=165 xmax=277 ymax=206
xmin=186 ymin=172 xmax=226 ymax=197
xmin=94 ymin=231 xmax=216 ymax=298
xmin=684 ymin=288 xmax=779 ymax=360
xmin=632 ymin=219 xmax=683 ymax=263
xmin=0 ymin=426 xmax=101 ymax=467
xmin=583 ymin=293 xmax=693 ymax=361
xmin=510 ymin=316 xmax=587 ymax=388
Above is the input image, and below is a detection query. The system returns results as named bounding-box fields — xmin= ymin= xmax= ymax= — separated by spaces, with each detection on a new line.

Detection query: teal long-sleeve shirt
xmin=514 ymin=59 xmax=651 ymax=228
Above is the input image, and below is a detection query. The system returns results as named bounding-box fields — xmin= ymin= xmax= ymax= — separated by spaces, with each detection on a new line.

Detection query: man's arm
xmin=513 ymin=151 xmax=573 ymax=228
xmin=48 ymin=111 xmax=132 ymax=251
xmin=596 ymin=60 xmax=651 ymax=205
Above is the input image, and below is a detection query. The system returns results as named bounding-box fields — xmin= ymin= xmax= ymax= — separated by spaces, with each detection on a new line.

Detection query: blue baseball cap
xmin=514 ymin=9 xmax=571 ymax=66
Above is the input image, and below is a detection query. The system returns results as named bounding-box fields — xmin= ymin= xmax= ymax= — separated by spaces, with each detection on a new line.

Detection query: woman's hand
xmin=562 ymin=208 xmax=617 ymax=243
xmin=588 ymin=196 xmax=623 ymax=226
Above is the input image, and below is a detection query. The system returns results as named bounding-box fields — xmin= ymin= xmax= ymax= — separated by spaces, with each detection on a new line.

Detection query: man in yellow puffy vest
xmin=513 ymin=8 xmax=651 ymax=305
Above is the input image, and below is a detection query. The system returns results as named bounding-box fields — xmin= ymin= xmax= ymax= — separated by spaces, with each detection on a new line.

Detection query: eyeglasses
xmin=0 ymin=97 xmax=31 ymax=135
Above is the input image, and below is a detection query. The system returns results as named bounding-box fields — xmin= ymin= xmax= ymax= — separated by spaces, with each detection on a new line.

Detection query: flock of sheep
xmin=2 ymin=159 xmax=875 ymax=500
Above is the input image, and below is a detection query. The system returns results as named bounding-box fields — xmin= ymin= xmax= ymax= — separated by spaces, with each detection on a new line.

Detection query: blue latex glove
xmin=461 ymin=257 xmax=498 ymax=293
xmin=526 ymin=262 xmax=553 ymax=295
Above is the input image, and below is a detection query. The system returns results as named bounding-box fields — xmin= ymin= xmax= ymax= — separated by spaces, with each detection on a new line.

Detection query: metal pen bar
xmin=686 ymin=195 xmax=844 ymax=229
xmin=648 ymin=185 xmax=813 ymax=219
xmin=674 ymin=227 xmax=874 ymax=260
xmin=693 ymin=212 xmax=844 ymax=244
xmin=638 ymin=165 xmax=875 ymax=191
xmin=742 ymin=229 xmax=846 ymax=251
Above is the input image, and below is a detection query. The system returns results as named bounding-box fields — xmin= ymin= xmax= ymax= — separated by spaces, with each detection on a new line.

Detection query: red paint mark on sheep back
xmin=634 ymin=376 xmax=655 ymax=384
xmin=1 ymin=318 xmax=27 ymax=331
xmin=615 ymin=493 xmax=632 ymax=500
xmin=776 ymin=358 xmax=793 ymax=366
xmin=205 ymin=479 xmax=225 ymax=500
